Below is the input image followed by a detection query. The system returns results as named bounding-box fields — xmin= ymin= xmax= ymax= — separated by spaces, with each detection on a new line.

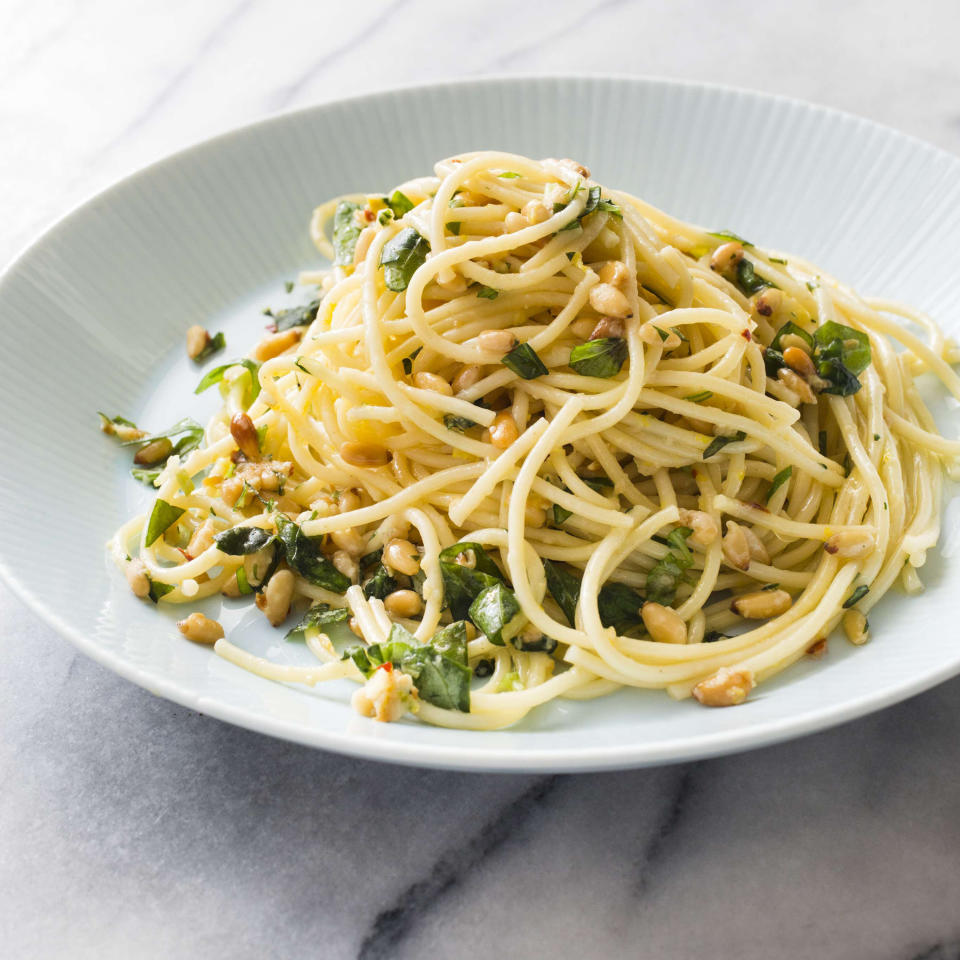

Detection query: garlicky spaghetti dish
xmin=100 ymin=151 xmax=960 ymax=729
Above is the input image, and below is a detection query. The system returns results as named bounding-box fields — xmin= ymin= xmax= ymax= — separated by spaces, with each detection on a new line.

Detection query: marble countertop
xmin=4 ymin=1 xmax=960 ymax=957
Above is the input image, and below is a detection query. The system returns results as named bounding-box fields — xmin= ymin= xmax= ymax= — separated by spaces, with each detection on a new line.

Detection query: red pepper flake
xmin=363 ymin=208 xmax=375 ymax=222
xmin=748 ymin=501 xmax=769 ymax=513
xmin=741 ymin=329 xmax=752 ymax=341
xmin=378 ymin=661 xmax=393 ymax=673
xmin=265 ymin=323 xmax=278 ymax=333
xmin=178 ymin=548 xmax=192 ymax=561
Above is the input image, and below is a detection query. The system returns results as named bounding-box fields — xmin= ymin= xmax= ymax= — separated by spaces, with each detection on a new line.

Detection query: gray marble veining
xmin=4 ymin=1 xmax=960 ymax=957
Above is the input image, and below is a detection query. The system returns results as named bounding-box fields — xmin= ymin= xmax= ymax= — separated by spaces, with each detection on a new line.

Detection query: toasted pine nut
xmin=221 ymin=572 xmax=243 ymax=598
xmin=413 ymin=371 xmax=454 ymax=396
xmin=597 ymin=261 xmax=630 ymax=288
xmin=452 ymin=365 xmax=482 ymax=394
xmin=339 ymin=489 xmax=362 ymax=513
xmin=384 ymin=538 xmax=420 ymax=576
xmin=806 ymin=638 xmax=828 ymax=659
xmin=753 ymin=288 xmax=782 ymax=317
xmin=557 ymin=158 xmax=590 ymax=178
xmin=252 ymin=328 xmax=301 ymax=362
xmin=187 ymin=520 xmax=216 ymax=558
xmin=642 ymin=602 xmax=687 ymax=644
xmin=332 ymin=550 xmax=358 ymax=581
xmin=779 ymin=333 xmax=811 ymax=354
xmin=722 ymin=521 xmax=751 ymax=571
xmin=330 ymin=528 xmax=366 ymax=558
xmin=186 ymin=324 xmax=210 ymax=359
xmin=843 ymin=609 xmax=870 ymax=645
xmin=825 ymin=528 xmax=875 ymax=559
xmin=384 ymin=589 xmax=424 ymax=618
xmin=588 ymin=282 xmax=631 ymax=319
xmin=521 ymin=199 xmax=550 ymax=224
xmin=678 ymin=509 xmax=720 ymax=547
xmin=504 ymin=211 xmax=527 ymax=232
xmin=125 ymin=559 xmax=151 ymax=599
xmin=693 ymin=667 xmax=755 ymax=707
xmin=730 ymin=588 xmax=792 ymax=619
xmin=255 ymin=569 xmax=295 ymax=626
xmin=589 ymin=317 xmax=624 ymax=340
xmin=709 ymin=241 xmax=744 ymax=273
xmin=476 ymin=329 xmax=517 ymax=354
xmin=230 ymin=412 xmax=260 ymax=460
xmin=639 ymin=324 xmax=681 ymax=348
xmin=133 ymin=437 xmax=173 ymax=466
xmin=489 ymin=411 xmax=519 ymax=450
xmin=777 ymin=368 xmax=817 ymax=404
xmin=741 ymin=525 xmax=770 ymax=564
xmin=221 ymin=476 xmax=244 ymax=506
xmin=783 ymin=345 xmax=816 ymax=378
xmin=177 ymin=612 xmax=224 ymax=645
xmin=340 ymin=441 xmax=390 ymax=468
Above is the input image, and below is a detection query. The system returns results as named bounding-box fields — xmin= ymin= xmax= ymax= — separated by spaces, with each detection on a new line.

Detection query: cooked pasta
xmin=103 ymin=151 xmax=960 ymax=728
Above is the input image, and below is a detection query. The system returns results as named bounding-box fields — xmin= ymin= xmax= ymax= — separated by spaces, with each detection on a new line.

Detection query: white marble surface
xmin=4 ymin=1 xmax=960 ymax=957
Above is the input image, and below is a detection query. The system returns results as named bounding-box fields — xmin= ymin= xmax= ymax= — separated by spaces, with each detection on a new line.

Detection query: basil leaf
xmin=99 ymin=412 xmax=138 ymax=431
xmin=645 ymin=529 xmax=695 ymax=606
xmin=551 ymin=504 xmax=572 ymax=526
xmin=275 ymin=515 xmax=350 ymax=593
xmin=264 ymin=298 xmax=322 ymax=333
xmin=124 ymin=417 xmax=204 ymax=459
xmin=543 ymin=559 xmax=580 ymax=627
xmin=214 ymin=526 xmax=275 ymax=555
xmin=144 ymin=499 xmax=185 ymax=546
xmin=665 ymin=526 xmax=693 ymax=565
xmin=148 ymin=578 xmax=175 ymax=603
xmin=447 ymin=221 xmax=461 ymax=235
xmin=771 ymin=321 xmax=814 ymax=352
xmin=502 ymin=342 xmax=548 ymax=379
xmin=359 ymin=548 xmax=383 ymax=570
xmin=581 ymin=475 xmax=614 ymax=493
xmin=333 ymin=200 xmax=364 ymax=266
xmin=709 ymin=230 xmax=753 ymax=247
xmin=429 ymin=621 xmax=469 ymax=666
xmin=569 ymin=337 xmax=628 ymax=378
xmin=380 ymin=228 xmax=430 ymax=292
xmin=443 ymin=413 xmax=477 ymax=433
xmin=684 ymin=390 xmax=713 ymax=403
xmin=597 ymin=581 xmax=645 ymax=631
xmin=194 ymin=331 xmax=226 ymax=363
xmin=363 ymin=563 xmax=398 ymax=600
xmin=468 ymin=582 xmax=521 ymax=646
xmin=703 ymin=430 xmax=746 ymax=459
xmin=195 ymin=358 xmax=261 ymax=402
xmin=843 ymin=585 xmax=869 ymax=609
xmin=285 ymin=602 xmax=350 ymax=641
xmin=131 ymin=466 xmax=162 ymax=486
xmin=387 ymin=189 xmax=414 ymax=218
xmin=766 ymin=466 xmax=793 ymax=502
xmin=498 ymin=171 xmax=522 ymax=179
xmin=402 ymin=346 xmax=422 ymax=375
xmin=813 ymin=320 xmax=872 ymax=396
xmin=735 ymin=259 xmax=772 ymax=296
xmin=476 ymin=285 xmax=499 ymax=300
xmin=582 ymin=184 xmax=601 ymax=215
xmin=763 ymin=347 xmax=786 ymax=378
xmin=513 ymin=633 xmax=558 ymax=654
xmin=438 ymin=542 xmax=505 ymax=621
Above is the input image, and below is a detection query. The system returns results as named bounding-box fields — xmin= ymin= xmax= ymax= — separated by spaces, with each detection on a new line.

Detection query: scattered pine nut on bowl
xmin=99 ymin=148 xmax=960 ymax=732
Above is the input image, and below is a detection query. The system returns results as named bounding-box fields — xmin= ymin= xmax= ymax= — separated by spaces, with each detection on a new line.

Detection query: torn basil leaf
xmin=569 ymin=337 xmax=628 ymax=378
xmin=703 ymin=431 xmax=747 ymax=459
xmin=645 ymin=529 xmax=695 ymax=606
xmin=443 ymin=413 xmax=477 ymax=433
xmin=771 ymin=320 xmax=814 ymax=352
xmin=144 ymin=499 xmax=185 ymax=547
xmin=709 ymin=230 xmax=753 ymax=247
xmin=513 ymin=633 xmax=558 ymax=654
xmin=387 ymin=189 xmax=414 ymax=218
xmin=438 ymin=541 xmax=505 ymax=621
xmin=735 ymin=259 xmax=772 ymax=296
xmin=147 ymin=578 xmax=175 ymax=603
xmin=195 ymin=358 xmax=261 ymax=402
xmin=125 ymin=418 xmax=204 ymax=462
xmin=380 ymin=228 xmax=430 ymax=292
xmin=333 ymin=200 xmax=364 ymax=266
xmin=551 ymin=504 xmax=572 ymax=526
xmin=468 ymin=582 xmax=521 ymax=646
xmin=501 ymin=342 xmax=548 ymax=379
xmin=275 ymin=515 xmax=350 ymax=593
xmin=264 ymin=298 xmax=321 ymax=332
xmin=843 ymin=585 xmax=869 ymax=609
xmin=429 ymin=621 xmax=469 ymax=665
xmin=193 ymin=331 xmax=226 ymax=363
xmin=684 ymin=390 xmax=713 ymax=403
xmin=813 ymin=320 xmax=871 ymax=396
xmin=131 ymin=466 xmax=162 ymax=486
xmin=766 ymin=466 xmax=793 ymax=502
xmin=543 ymin=559 xmax=580 ymax=627
xmin=285 ymin=602 xmax=350 ymax=641
xmin=363 ymin=563 xmax=398 ymax=600
xmin=476 ymin=285 xmax=499 ymax=300
xmin=447 ymin=221 xmax=461 ymax=235
xmin=597 ymin=581 xmax=645 ymax=632
xmin=214 ymin=526 xmax=275 ymax=556
xmin=402 ymin=346 xmax=422 ymax=376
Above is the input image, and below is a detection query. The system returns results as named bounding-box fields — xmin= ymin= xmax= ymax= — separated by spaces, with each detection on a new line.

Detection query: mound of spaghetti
xmin=104 ymin=151 xmax=960 ymax=729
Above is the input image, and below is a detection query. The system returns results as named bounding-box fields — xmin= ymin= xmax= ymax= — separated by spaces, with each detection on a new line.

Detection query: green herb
xmin=235 ymin=566 xmax=253 ymax=595
xmin=443 ymin=413 xmax=477 ymax=433
xmin=193 ymin=331 xmax=226 ymax=363
xmin=569 ymin=337 xmax=628 ymax=378
xmin=683 ymin=390 xmax=713 ymax=403
xmin=766 ymin=466 xmax=793 ymax=502
xmin=378 ymin=209 xmax=394 ymax=226
xmin=498 ymin=171 xmax=522 ymax=179
xmin=665 ymin=526 xmax=694 ymax=565
xmin=284 ymin=280 xmax=295 ymax=293
xmin=468 ymin=582 xmax=521 ymax=646
xmin=812 ymin=320 xmax=872 ymax=396
xmin=439 ymin=541 xmax=505 ymax=620
xmin=386 ymin=189 xmax=414 ymax=218
xmin=214 ymin=526 xmax=275 ymax=555
xmin=502 ymin=342 xmax=549 ymax=379
xmin=645 ymin=527 xmax=695 ymax=606
xmin=551 ymin=504 xmax=573 ymax=526
xmin=402 ymin=346 xmax=422 ymax=375
xmin=843 ymin=585 xmax=869 ymax=609
xmin=358 ymin=548 xmax=383 ymax=570
xmin=513 ymin=632 xmax=558 ymax=654
xmin=285 ymin=602 xmax=350 ymax=641
xmin=144 ymin=499 xmax=185 ymax=547
xmin=476 ymin=285 xmax=499 ymax=300
xmin=597 ymin=581 xmax=645 ymax=633
xmin=447 ymin=221 xmax=461 ymax=235
xmin=332 ymin=200 xmax=364 ymax=266
xmin=263 ymin=298 xmax=322 ymax=333
xmin=195 ymin=358 xmax=261 ymax=402
xmin=581 ymin=475 xmax=614 ymax=495
xmin=363 ymin=563 xmax=398 ymax=600
xmin=131 ymin=466 xmax=162 ymax=486
xmin=125 ymin=418 xmax=204 ymax=462
xmin=769 ymin=256 xmax=788 ymax=265
xmin=735 ymin=258 xmax=773 ymax=296
xmin=709 ymin=230 xmax=753 ymax=247
xmin=275 ymin=515 xmax=350 ymax=593
xmin=380 ymin=228 xmax=430 ymax=292
xmin=148 ymin=578 xmax=175 ymax=603
xmin=703 ymin=431 xmax=746 ymax=459
xmin=771 ymin=321 xmax=814 ymax=352
xmin=543 ymin=559 xmax=580 ymax=626
xmin=473 ymin=658 xmax=495 ymax=678
xmin=98 ymin=412 xmax=138 ymax=433
xmin=873 ymin=433 xmax=880 ymax=442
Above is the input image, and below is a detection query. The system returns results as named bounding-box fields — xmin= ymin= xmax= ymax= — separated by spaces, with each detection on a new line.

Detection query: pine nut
xmin=589 ymin=317 xmax=624 ymax=340
xmin=521 ymin=199 xmax=550 ymax=224
xmin=570 ymin=319 xmax=597 ymax=340
xmin=413 ymin=371 xmax=453 ymax=396
xmin=476 ymin=329 xmax=517 ymax=354
xmin=187 ymin=520 xmax=216 ymax=558
xmin=639 ymin=324 xmax=682 ymax=348
xmin=843 ymin=609 xmax=870 ymax=645
xmin=332 ymin=550 xmax=358 ymax=581
xmin=489 ymin=411 xmax=519 ymax=449
xmin=384 ymin=589 xmax=424 ymax=618
xmin=722 ymin=521 xmax=751 ymax=571
xmin=133 ymin=437 xmax=173 ymax=466
xmin=504 ymin=211 xmax=527 ymax=232
xmin=177 ymin=612 xmax=224 ymax=645
xmin=730 ymin=588 xmax=792 ymax=619
xmin=221 ymin=572 xmax=243 ymax=597
xmin=825 ymin=529 xmax=875 ymax=559
xmin=783 ymin=345 xmax=816 ymax=378
xmin=777 ymin=367 xmax=817 ymax=404
xmin=597 ymin=261 xmax=630 ymax=288
xmin=588 ymin=282 xmax=631 ymax=319
xmin=557 ymin=158 xmax=590 ymax=178
xmin=255 ymin=569 xmax=295 ymax=626
xmin=641 ymin=602 xmax=687 ymax=644
xmin=221 ymin=476 xmax=244 ymax=506
xmin=779 ymin=333 xmax=811 ymax=354
xmin=678 ymin=509 xmax=720 ymax=547
xmin=230 ymin=412 xmax=260 ymax=460
xmin=339 ymin=489 xmax=362 ymax=513
xmin=709 ymin=241 xmax=743 ymax=274
xmin=252 ymin=328 xmax=301 ymax=362
xmin=452 ymin=365 xmax=482 ymax=393
xmin=330 ymin=528 xmax=366 ymax=558
xmin=753 ymin=288 xmax=782 ymax=317
xmin=125 ymin=559 xmax=151 ymax=598
xmin=186 ymin=324 xmax=210 ymax=359
xmin=693 ymin=667 xmax=755 ymax=707
xmin=340 ymin=441 xmax=390 ymax=468
xmin=384 ymin=538 xmax=420 ymax=576
xmin=741 ymin=525 xmax=770 ymax=564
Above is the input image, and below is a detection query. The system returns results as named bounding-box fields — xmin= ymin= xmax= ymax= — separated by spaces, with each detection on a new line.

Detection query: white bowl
xmin=3 ymin=76 xmax=959 ymax=772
